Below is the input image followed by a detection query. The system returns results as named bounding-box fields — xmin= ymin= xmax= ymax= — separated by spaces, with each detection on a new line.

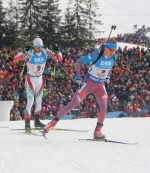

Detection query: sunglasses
xmin=106 ymin=47 xmax=116 ymax=53
xmin=35 ymin=45 xmax=42 ymax=49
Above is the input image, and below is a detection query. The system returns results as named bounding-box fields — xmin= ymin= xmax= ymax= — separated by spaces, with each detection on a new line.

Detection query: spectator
xmin=13 ymin=107 xmax=22 ymax=120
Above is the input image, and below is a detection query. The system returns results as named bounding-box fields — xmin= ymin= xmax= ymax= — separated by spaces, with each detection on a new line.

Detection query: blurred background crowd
xmin=1 ymin=26 xmax=150 ymax=121
xmin=98 ymin=25 xmax=150 ymax=46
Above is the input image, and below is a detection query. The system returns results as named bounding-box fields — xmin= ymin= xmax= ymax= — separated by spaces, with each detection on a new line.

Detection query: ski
xmin=10 ymin=127 xmax=44 ymax=131
xmin=10 ymin=128 xmax=88 ymax=132
xmin=18 ymin=131 xmax=42 ymax=136
xmin=78 ymin=138 xmax=139 ymax=145
xmin=52 ymin=128 xmax=89 ymax=132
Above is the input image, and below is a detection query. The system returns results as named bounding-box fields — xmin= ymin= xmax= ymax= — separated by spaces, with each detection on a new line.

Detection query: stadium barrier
xmin=0 ymin=101 xmax=14 ymax=121
xmin=106 ymin=111 xmax=128 ymax=118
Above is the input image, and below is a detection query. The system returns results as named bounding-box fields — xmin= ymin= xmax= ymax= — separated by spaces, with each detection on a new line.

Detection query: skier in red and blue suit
xmin=43 ymin=38 xmax=118 ymax=139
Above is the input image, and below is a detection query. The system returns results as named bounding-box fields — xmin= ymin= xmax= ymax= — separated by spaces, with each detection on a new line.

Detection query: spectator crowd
xmin=98 ymin=25 xmax=150 ymax=47
xmin=1 ymin=26 xmax=150 ymax=120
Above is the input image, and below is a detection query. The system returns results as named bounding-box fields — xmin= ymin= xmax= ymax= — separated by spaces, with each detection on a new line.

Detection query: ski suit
xmin=24 ymin=48 xmax=49 ymax=120
xmin=55 ymin=49 xmax=117 ymax=124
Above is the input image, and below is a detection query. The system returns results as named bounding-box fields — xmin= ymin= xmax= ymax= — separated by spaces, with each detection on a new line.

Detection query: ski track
xmin=0 ymin=119 xmax=150 ymax=173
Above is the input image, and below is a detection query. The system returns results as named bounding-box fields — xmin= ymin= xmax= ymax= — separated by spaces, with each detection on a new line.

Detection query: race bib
xmin=88 ymin=65 xmax=110 ymax=79
xmin=27 ymin=63 xmax=45 ymax=76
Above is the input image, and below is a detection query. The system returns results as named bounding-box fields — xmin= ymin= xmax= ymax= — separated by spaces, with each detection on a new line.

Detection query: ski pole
xmin=43 ymin=48 xmax=65 ymax=69
xmin=43 ymin=48 xmax=72 ymax=78
xmin=108 ymin=25 xmax=117 ymax=39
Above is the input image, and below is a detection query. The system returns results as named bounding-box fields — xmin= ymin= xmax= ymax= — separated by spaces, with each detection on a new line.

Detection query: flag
xmin=109 ymin=93 xmax=119 ymax=102
xmin=55 ymin=51 xmax=63 ymax=61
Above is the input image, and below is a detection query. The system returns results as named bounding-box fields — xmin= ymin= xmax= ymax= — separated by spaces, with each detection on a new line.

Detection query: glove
xmin=24 ymin=45 xmax=32 ymax=51
xmin=53 ymin=44 xmax=60 ymax=52
xmin=54 ymin=46 xmax=60 ymax=52
xmin=46 ymin=48 xmax=55 ymax=58
xmin=75 ymin=76 xmax=82 ymax=89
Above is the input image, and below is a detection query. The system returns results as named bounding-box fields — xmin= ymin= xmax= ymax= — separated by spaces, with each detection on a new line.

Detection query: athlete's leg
xmin=93 ymin=84 xmax=108 ymax=124
xmin=34 ymin=77 xmax=44 ymax=115
xmin=56 ymin=81 xmax=92 ymax=119
xmin=45 ymin=79 xmax=94 ymax=132
xmin=24 ymin=76 xmax=35 ymax=120
xmin=93 ymin=83 xmax=108 ymax=139
xmin=34 ymin=76 xmax=45 ymax=127
xmin=24 ymin=76 xmax=35 ymax=131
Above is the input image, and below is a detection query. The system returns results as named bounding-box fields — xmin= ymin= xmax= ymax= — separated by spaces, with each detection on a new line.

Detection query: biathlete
xmin=15 ymin=37 xmax=62 ymax=132
xmin=42 ymin=38 xmax=118 ymax=139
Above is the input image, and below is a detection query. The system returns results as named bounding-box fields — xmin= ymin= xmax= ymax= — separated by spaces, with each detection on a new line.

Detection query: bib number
xmin=32 ymin=64 xmax=45 ymax=76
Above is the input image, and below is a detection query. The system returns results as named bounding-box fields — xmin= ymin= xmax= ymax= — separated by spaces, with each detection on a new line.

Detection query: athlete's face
xmin=34 ymin=46 xmax=42 ymax=53
xmin=104 ymin=47 xmax=116 ymax=58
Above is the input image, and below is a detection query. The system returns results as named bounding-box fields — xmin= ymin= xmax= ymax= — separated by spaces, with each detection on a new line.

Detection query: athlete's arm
xmin=42 ymin=48 xmax=62 ymax=61
xmin=81 ymin=50 xmax=100 ymax=64
xmin=14 ymin=51 xmax=30 ymax=62
xmin=75 ymin=50 xmax=99 ymax=77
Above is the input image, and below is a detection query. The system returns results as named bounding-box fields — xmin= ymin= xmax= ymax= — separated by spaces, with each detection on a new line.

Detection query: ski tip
xmin=40 ymin=130 xmax=48 ymax=140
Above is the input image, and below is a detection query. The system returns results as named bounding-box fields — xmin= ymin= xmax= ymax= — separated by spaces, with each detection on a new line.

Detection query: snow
xmin=1 ymin=1 xmax=150 ymax=173
xmin=117 ymin=42 xmax=147 ymax=50
xmin=0 ymin=118 xmax=150 ymax=173
xmin=95 ymin=42 xmax=147 ymax=50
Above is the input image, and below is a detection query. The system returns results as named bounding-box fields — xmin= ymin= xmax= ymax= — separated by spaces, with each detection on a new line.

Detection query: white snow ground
xmin=0 ymin=118 xmax=150 ymax=173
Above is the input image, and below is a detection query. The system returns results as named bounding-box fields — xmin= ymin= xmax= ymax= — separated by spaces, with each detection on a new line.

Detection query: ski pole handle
xmin=108 ymin=25 xmax=117 ymax=39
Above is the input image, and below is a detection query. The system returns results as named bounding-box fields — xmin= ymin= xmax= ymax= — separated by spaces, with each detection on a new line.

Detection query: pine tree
xmin=18 ymin=0 xmax=42 ymax=45
xmin=64 ymin=0 xmax=91 ymax=47
xmin=85 ymin=0 xmax=102 ymax=48
xmin=3 ymin=1 xmax=17 ymax=48
xmin=39 ymin=0 xmax=62 ymax=48
xmin=62 ymin=0 xmax=102 ymax=48
xmin=1 ymin=0 xmax=62 ymax=48
xmin=60 ymin=7 xmax=76 ymax=47
xmin=0 ymin=0 xmax=7 ymax=48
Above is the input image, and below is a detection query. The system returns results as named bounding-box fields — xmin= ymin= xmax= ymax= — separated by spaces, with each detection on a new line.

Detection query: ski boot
xmin=41 ymin=117 xmax=59 ymax=140
xmin=34 ymin=115 xmax=46 ymax=129
xmin=93 ymin=122 xmax=105 ymax=140
xmin=44 ymin=117 xmax=59 ymax=132
xmin=25 ymin=119 xmax=31 ymax=133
